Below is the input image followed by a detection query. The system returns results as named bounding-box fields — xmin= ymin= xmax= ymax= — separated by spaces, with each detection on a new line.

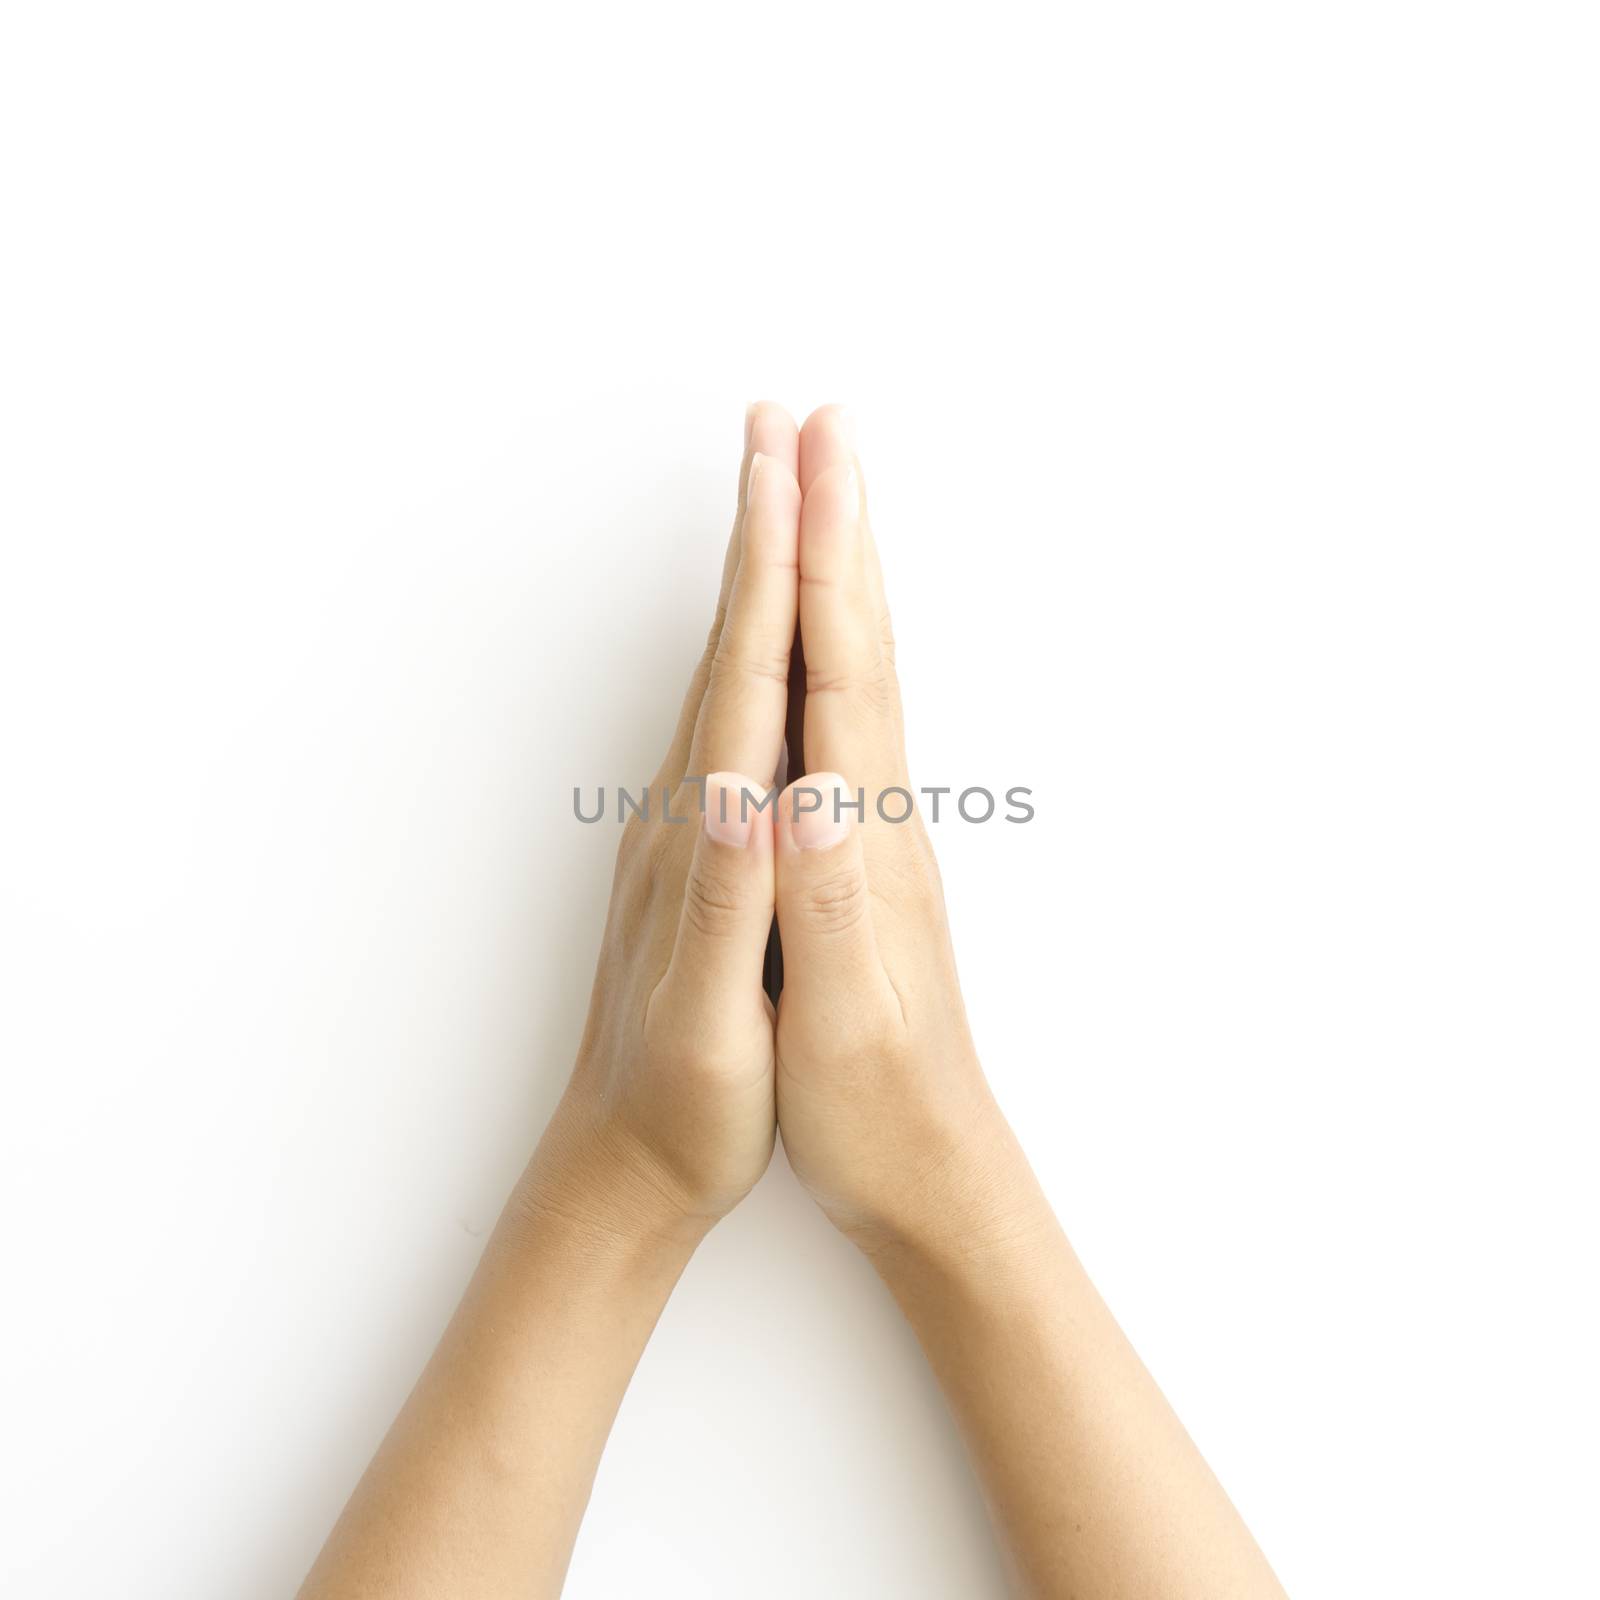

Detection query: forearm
xmin=299 ymin=1106 xmax=708 ymax=1600
xmin=865 ymin=1111 xmax=1286 ymax=1600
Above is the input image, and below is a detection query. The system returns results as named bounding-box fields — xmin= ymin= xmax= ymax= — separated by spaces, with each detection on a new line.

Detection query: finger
xmin=773 ymin=772 xmax=898 ymax=1012
xmin=654 ymin=771 xmax=778 ymax=1029
xmin=798 ymin=456 xmax=906 ymax=792
xmin=659 ymin=404 xmax=799 ymax=787
xmin=685 ymin=449 xmax=802 ymax=786
xmin=800 ymin=404 xmax=893 ymax=662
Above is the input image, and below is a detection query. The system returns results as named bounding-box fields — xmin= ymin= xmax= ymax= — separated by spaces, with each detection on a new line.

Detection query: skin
xmin=298 ymin=404 xmax=1287 ymax=1599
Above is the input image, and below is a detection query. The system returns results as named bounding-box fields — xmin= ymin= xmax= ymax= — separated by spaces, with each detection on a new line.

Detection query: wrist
xmin=843 ymin=1097 xmax=1057 ymax=1283
xmin=510 ymin=1091 xmax=716 ymax=1268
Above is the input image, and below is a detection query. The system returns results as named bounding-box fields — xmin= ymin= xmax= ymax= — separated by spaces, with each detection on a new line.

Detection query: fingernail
xmin=789 ymin=774 xmax=856 ymax=850
xmin=744 ymin=403 xmax=758 ymax=450
xmin=704 ymin=777 xmax=755 ymax=848
xmin=746 ymin=450 xmax=766 ymax=498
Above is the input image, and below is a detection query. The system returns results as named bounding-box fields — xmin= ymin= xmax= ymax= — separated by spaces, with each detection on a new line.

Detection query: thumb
xmin=657 ymin=772 xmax=777 ymax=1025
xmin=774 ymin=773 xmax=886 ymax=1003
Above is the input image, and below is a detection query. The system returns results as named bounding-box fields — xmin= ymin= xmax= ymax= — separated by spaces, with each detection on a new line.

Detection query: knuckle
xmin=619 ymin=812 xmax=652 ymax=866
xmin=784 ymin=987 xmax=905 ymax=1071
xmin=798 ymin=865 xmax=869 ymax=934
xmin=836 ymin=995 xmax=906 ymax=1061
xmin=641 ymin=993 xmax=693 ymax=1070
xmin=610 ymin=827 xmax=657 ymax=920
xmin=868 ymin=660 xmax=904 ymax=719
xmin=807 ymin=655 xmax=900 ymax=718
xmin=643 ymin=808 xmax=694 ymax=881
xmin=682 ymin=862 xmax=748 ymax=939
xmin=646 ymin=986 xmax=761 ymax=1085
xmin=709 ymin=640 xmax=790 ymax=691
xmin=803 ymin=658 xmax=854 ymax=695
xmin=703 ymin=603 xmax=728 ymax=656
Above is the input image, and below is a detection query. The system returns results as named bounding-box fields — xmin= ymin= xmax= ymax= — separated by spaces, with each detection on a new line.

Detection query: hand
xmin=533 ymin=403 xmax=802 ymax=1230
xmin=773 ymin=407 xmax=1027 ymax=1253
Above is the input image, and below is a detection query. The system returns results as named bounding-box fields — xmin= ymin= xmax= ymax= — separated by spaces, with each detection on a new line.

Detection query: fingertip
xmin=780 ymin=771 xmax=859 ymax=852
xmin=742 ymin=453 xmax=802 ymax=584
xmin=746 ymin=449 xmax=802 ymax=518
xmin=799 ymin=404 xmax=857 ymax=493
xmin=746 ymin=401 xmax=800 ymax=473
xmin=798 ymin=459 xmax=863 ymax=576
xmin=804 ymin=457 xmax=860 ymax=513
xmin=703 ymin=771 xmax=777 ymax=850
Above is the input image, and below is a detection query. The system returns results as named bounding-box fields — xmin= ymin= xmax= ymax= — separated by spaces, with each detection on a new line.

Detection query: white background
xmin=2 ymin=4 xmax=1596 ymax=1596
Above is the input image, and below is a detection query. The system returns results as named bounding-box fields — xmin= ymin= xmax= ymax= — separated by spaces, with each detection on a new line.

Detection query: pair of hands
xmin=537 ymin=404 xmax=1011 ymax=1254
xmin=303 ymin=403 xmax=1289 ymax=1600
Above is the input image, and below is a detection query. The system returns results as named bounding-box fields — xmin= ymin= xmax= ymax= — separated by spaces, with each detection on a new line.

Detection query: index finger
xmin=685 ymin=449 xmax=802 ymax=788
xmin=796 ymin=411 xmax=907 ymax=794
xmin=658 ymin=402 xmax=799 ymax=788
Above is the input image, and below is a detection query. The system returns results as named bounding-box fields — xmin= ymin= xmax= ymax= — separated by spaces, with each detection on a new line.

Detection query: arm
xmin=297 ymin=1132 xmax=707 ymax=1599
xmin=867 ymin=1135 xmax=1282 ymax=1599
xmin=299 ymin=404 xmax=805 ymax=1598
xmin=772 ymin=405 xmax=1287 ymax=1599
